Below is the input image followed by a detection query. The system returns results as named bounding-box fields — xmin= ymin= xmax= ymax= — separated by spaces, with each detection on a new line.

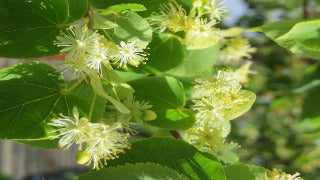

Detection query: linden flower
xmin=184 ymin=127 xmax=239 ymax=164
xmin=184 ymin=127 xmax=225 ymax=149
xmin=204 ymin=0 xmax=228 ymax=21
xmin=220 ymin=37 xmax=256 ymax=62
xmin=256 ymin=169 xmax=303 ymax=180
xmin=193 ymin=94 xmax=231 ymax=124
xmin=55 ymin=26 xmax=100 ymax=58
xmin=85 ymin=46 xmax=110 ymax=73
xmin=49 ymin=107 xmax=130 ymax=169
xmin=193 ymin=70 xmax=241 ymax=98
xmin=211 ymin=141 xmax=240 ymax=164
xmin=150 ymin=1 xmax=188 ymax=32
xmin=233 ymin=61 xmax=255 ymax=84
xmin=59 ymin=56 xmax=88 ymax=78
xmin=84 ymin=123 xmax=130 ymax=170
xmin=185 ymin=18 xmax=221 ymax=50
xmin=113 ymin=41 xmax=149 ymax=68
xmin=49 ymin=107 xmax=91 ymax=149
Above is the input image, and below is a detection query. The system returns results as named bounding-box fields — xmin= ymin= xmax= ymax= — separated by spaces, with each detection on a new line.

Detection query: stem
xmin=170 ymin=130 xmax=182 ymax=139
xmin=85 ymin=5 xmax=94 ymax=29
xmin=88 ymin=92 xmax=97 ymax=119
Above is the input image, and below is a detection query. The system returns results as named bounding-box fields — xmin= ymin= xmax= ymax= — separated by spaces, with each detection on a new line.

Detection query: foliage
xmin=0 ymin=0 xmax=318 ymax=179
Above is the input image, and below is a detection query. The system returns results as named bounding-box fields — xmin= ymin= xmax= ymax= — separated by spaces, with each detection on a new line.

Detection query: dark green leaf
xmin=107 ymin=137 xmax=225 ymax=180
xmin=129 ymin=76 xmax=195 ymax=130
xmin=146 ymin=34 xmax=185 ymax=72
xmin=0 ymin=62 xmax=104 ymax=144
xmin=0 ymin=0 xmax=88 ymax=58
xmin=79 ymin=163 xmax=187 ymax=180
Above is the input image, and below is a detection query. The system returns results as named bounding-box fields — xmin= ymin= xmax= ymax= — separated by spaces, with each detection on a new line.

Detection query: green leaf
xmin=224 ymin=164 xmax=255 ymax=180
xmin=167 ymin=45 xmax=219 ymax=77
xmin=129 ymin=76 xmax=195 ymax=130
xmin=79 ymin=163 xmax=187 ymax=180
xmin=90 ymin=0 xmax=168 ymax=17
xmin=0 ymin=0 xmax=88 ymax=58
xmin=107 ymin=137 xmax=225 ymax=180
xmin=146 ymin=34 xmax=186 ymax=72
xmin=100 ymin=3 xmax=147 ymax=15
xmin=0 ymin=62 xmax=103 ymax=143
xmin=256 ymin=19 xmax=320 ymax=59
xmin=113 ymin=11 xmax=152 ymax=48
xmin=90 ymin=0 xmax=191 ymax=16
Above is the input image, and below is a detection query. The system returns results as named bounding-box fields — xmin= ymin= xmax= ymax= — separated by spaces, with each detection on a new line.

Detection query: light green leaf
xmin=224 ymin=90 xmax=256 ymax=121
xmin=100 ymin=3 xmax=147 ymax=15
xmin=113 ymin=11 xmax=152 ymax=48
xmin=0 ymin=0 xmax=88 ymax=58
xmin=167 ymin=45 xmax=219 ymax=77
xmin=106 ymin=137 xmax=225 ymax=180
xmin=129 ymin=76 xmax=195 ymax=130
xmin=256 ymin=19 xmax=320 ymax=59
xmin=79 ymin=163 xmax=187 ymax=180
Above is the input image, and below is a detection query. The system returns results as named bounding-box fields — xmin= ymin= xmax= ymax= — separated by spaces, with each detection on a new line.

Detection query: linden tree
xmin=1 ymin=0 xmax=317 ymax=179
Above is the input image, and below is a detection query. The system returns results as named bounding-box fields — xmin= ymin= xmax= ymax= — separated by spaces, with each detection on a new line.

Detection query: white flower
xmin=256 ymin=169 xmax=303 ymax=180
xmin=150 ymin=1 xmax=188 ymax=32
xmin=58 ymin=56 xmax=88 ymax=78
xmin=55 ymin=27 xmax=100 ymax=58
xmin=193 ymin=94 xmax=230 ymax=124
xmin=49 ymin=107 xmax=130 ymax=169
xmin=233 ymin=61 xmax=256 ymax=84
xmin=204 ymin=0 xmax=228 ymax=21
xmin=220 ymin=37 xmax=256 ymax=63
xmin=193 ymin=69 xmax=241 ymax=98
xmin=85 ymin=46 xmax=111 ymax=73
xmin=84 ymin=123 xmax=130 ymax=170
xmin=113 ymin=41 xmax=149 ymax=68
xmin=49 ymin=107 xmax=90 ymax=149
xmin=185 ymin=18 xmax=221 ymax=50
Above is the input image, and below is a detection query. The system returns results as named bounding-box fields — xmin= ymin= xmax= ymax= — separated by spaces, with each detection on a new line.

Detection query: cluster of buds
xmin=106 ymin=95 xmax=157 ymax=134
xmin=150 ymin=0 xmax=227 ymax=50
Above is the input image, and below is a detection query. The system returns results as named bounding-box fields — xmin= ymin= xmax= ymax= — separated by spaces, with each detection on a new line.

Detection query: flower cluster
xmin=184 ymin=64 xmax=255 ymax=164
xmin=49 ymin=107 xmax=130 ymax=169
xmin=150 ymin=0 xmax=227 ymax=50
xmin=55 ymin=26 xmax=149 ymax=76
xmin=219 ymin=36 xmax=257 ymax=64
xmin=256 ymin=168 xmax=302 ymax=180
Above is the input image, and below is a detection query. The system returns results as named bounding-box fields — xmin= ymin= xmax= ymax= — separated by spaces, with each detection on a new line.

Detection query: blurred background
xmin=1 ymin=0 xmax=320 ymax=179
